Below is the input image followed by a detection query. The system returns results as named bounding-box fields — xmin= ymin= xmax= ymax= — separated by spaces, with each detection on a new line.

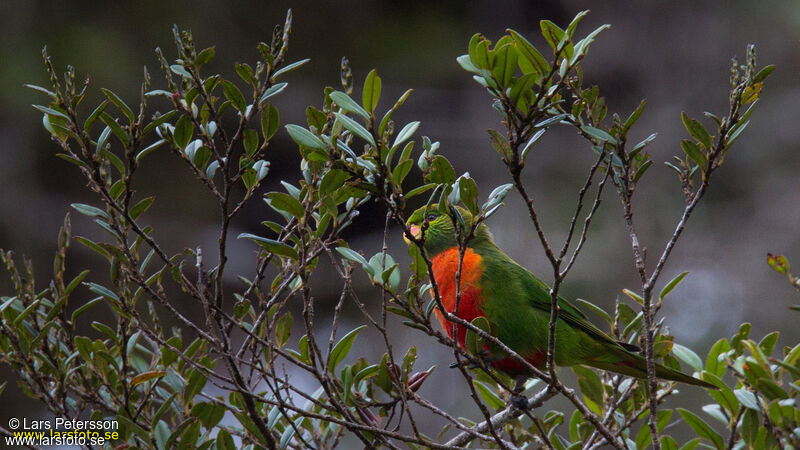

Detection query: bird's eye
xmin=426 ymin=214 xmax=436 ymax=222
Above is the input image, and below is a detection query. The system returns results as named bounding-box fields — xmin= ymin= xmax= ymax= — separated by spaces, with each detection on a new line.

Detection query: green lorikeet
xmin=404 ymin=205 xmax=715 ymax=393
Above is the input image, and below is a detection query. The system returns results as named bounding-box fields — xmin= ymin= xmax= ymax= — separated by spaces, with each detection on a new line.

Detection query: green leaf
xmin=565 ymin=10 xmax=589 ymax=38
xmin=71 ymin=296 xmax=102 ymax=323
xmin=24 ymin=83 xmax=57 ymax=99
xmin=130 ymin=197 xmax=154 ymax=220
xmin=328 ymin=325 xmax=367 ymax=372
xmin=170 ymin=64 xmax=191 ymax=78
xmin=196 ymin=46 xmax=216 ymax=66
xmin=581 ymin=125 xmax=617 ymax=145
xmin=540 ymin=20 xmax=567 ymax=53
xmin=129 ymin=370 xmax=167 ymax=387
xmin=681 ymin=112 xmax=713 ymax=149
xmin=74 ymin=237 xmax=110 ymax=260
xmin=238 ymin=233 xmax=298 ymax=260
xmin=753 ymin=65 xmax=776 ymax=83
xmin=425 ymin=155 xmax=456 ymax=184
xmin=458 ymin=175 xmax=479 ymax=215
xmin=142 ymin=110 xmax=176 ymax=137
xmin=330 ymin=91 xmax=370 ymax=120
xmin=678 ymin=437 xmax=704 ymax=450
xmin=261 ymin=103 xmax=280 ymax=141
xmin=672 ymin=343 xmax=702 ymax=372
xmin=509 ymin=72 xmax=538 ymax=106
xmin=264 ymin=192 xmax=305 ymax=219
xmin=725 ymin=120 xmax=749 ymax=146
xmin=572 ymin=366 xmax=604 ymax=407
xmin=95 ymin=125 xmax=112 ymax=155
xmin=472 ymin=380 xmax=504 ymax=409
xmin=758 ymin=331 xmax=779 ymax=355
xmin=334 ymin=112 xmax=375 ymax=146
xmin=341 ymin=365 xmax=353 ymax=404
xmin=173 ymin=115 xmax=193 ymax=149
xmin=571 ymin=24 xmax=610 ymax=63
xmin=135 ymin=139 xmax=166 ymax=162
xmin=392 ymin=159 xmax=414 ymax=186
xmin=734 ymin=388 xmax=759 ymax=410
xmin=271 ymin=58 xmax=310 ymax=80
xmin=676 ymin=408 xmax=725 ymax=450
xmin=71 ymin=203 xmax=108 ymax=219
xmin=379 ymin=88 xmax=413 ymax=136
xmin=222 ymin=80 xmax=246 ymax=112
xmin=482 ymin=183 xmax=513 ymax=215
xmin=488 ymin=129 xmax=512 ymax=160
xmin=469 ymin=38 xmax=491 ymax=70
xmin=279 ymin=416 xmax=304 ymax=449
xmin=243 ymin=128 xmax=259 ymax=156
xmin=508 ymin=29 xmax=550 ymax=77
xmin=490 ymin=43 xmax=517 ymax=88
xmin=659 ymin=271 xmax=688 ymax=300
xmin=190 ymin=401 xmax=226 ymax=429
xmin=574 ymin=299 xmax=612 ymax=325
xmin=216 ymin=429 xmax=236 ymax=450
xmin=285 ymin=124 xmax=326 ymax=151
xmin=465 ymin=316 xmax=490 ymax=355
xmin=275 ymin=312 xmax=293 ymax=348
xmin=32 ymin=104 xmax=69 ymax=120
xmin=259 ymin=82 xmax=288 ymax=105
xmin=405 ymin=183 xmax=437 ymax=200
xmin=456 ymin=54 xmax=481 ymax=74
xmin=336 ymin=247 xmax=371 ymax=272
xmin=117 ymin=413 xmax=150 ymax=443
xmin=153 ymin=420 xmax=170 ymax=449
xmin=705 ymin=339 xmax=730 ymax=378
xmin=392 ymin=121 xmax=420 ymax=150
xmin=681 ymin=140 xmax=707 ymax=171
xmin=362 ymin=69 xmax=381 ymax=114
xmin=319 ymin=169 xmax=348 ymax=195
xmin=622 ymin=99 xmax=646 ymax=135
xmin=636 ymin=410 xmax=673 ymax=450
xmin=100 ymin=112 xmax=129 ymax=144
xmin=101 ymin=88 xmax=135 ymax=123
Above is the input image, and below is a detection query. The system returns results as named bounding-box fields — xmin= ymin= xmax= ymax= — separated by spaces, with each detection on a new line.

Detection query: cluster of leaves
xmin=1 ymin=8 xmax=795 ymax=450
xmin=767 ymin=253 xmax=800 ymax=310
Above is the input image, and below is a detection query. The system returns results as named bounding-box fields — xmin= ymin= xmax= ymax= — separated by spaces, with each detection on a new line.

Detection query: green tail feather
xmin=587 ymin=349 xmax=717 ymax=389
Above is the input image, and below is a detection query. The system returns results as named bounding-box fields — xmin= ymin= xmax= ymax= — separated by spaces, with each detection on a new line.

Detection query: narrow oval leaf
xmin=265 ymin=192 xmax=305 ymax=219
xmin=222 ymin=80 xmax=247 ymax=112
xmin=676 ymin=408 xmax=725 ymax=450
xmin=362 ymin=69 xmax=382 ymax=114
xmin=330 ymin=91 xmax=370 ymax=120
xmin=259 ymin=82 xmax=288 ymax=105
xmin=672 ymin=343 xmax=703 ymax=372
xmin=238 ymin=233 xmax=299 ymax=260
xmin=328 ymin=325 xmax=368 ymax=372
xmin=392 ymin=121 xmax=420 ymax=150
xmin=285 ymin=124 xmax=326 ymax=150
xmin=334 ymin=112 xmax=375 ymax=147
xmin=129 ymin=370 xmax=167 ymax=387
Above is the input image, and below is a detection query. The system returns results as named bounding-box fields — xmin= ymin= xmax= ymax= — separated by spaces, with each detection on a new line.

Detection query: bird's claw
xmin=510 ymin=394 xmax=529 ymax=410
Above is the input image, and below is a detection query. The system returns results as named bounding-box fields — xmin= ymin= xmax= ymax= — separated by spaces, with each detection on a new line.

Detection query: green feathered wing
xmin=474 ymin=242 xmax=715 ymax=389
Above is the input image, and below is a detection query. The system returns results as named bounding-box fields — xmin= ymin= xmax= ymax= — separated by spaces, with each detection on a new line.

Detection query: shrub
xmin=3 ymin=9 xmax=796 ymax=449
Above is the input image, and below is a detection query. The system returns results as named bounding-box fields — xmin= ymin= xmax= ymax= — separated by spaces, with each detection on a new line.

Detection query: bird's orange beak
xmin=404 ymin=225 xmax=421 ymax=244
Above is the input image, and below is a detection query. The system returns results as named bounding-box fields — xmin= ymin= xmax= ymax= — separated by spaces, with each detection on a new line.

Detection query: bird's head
xmin=404 ymin=204 xmax=493 ymax=256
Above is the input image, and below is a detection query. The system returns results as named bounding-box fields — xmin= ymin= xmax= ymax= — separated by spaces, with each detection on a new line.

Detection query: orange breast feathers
xmin=430 ymin=248 xmax=485 ymax=348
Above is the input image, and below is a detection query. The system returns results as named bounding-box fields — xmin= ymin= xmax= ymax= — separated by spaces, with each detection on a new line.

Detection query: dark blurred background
xmin=1 ymin=0 xmax=799 ymax=443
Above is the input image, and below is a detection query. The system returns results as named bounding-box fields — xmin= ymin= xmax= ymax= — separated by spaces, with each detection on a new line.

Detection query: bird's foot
xmin=510 ymin=394 xmax=529 ymax=410
xmin=510 ymin=375 xmax=529 ymax=409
